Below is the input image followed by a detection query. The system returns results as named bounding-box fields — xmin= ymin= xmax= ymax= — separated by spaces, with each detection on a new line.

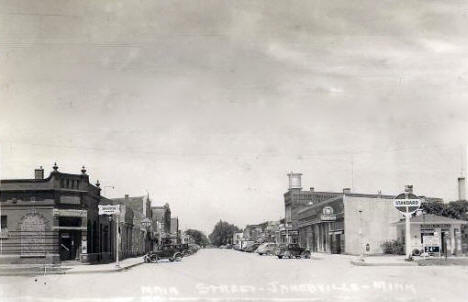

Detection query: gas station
xmin=395 ymin=214 xmax=467 ymax=256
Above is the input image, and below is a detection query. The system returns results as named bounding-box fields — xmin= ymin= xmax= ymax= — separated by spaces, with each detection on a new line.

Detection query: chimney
xmin=287 ymin=172 xmax=302 ymax=190
xmin=125 ymin=194 xmax=129 ymax=200
xmin=34 ymin=166 xmax=44 ymax=179
xmin=343 ymin=188 xmax=351 ymax=194
xmin=458 ymin=177 xmax=466 ymax=201
xmin=310 ymin=187 xmax=314 ymax=192
xmin=404 ymin=185 xmax=413 ymax=194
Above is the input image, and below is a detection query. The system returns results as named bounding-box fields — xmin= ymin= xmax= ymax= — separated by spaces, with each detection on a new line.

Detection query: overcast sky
xmin=1 ymin=1 xmax=468 ymax=234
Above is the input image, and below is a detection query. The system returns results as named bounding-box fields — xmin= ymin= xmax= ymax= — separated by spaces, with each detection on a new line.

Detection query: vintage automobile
xmin=173 ymin=243 xmax=190 ymax=256
xmin=145 ymin=244 xmax=183 ymax=263
xmin=244 ymin=243 xmax=261 ymax=253
xmin=256 ymin=242 xmax=277 ymax=255
xmin=143 ymin=251 xmax=158 ymax=263
xmin=276 ymin=243 xmax=311 ymax=259
xmin=188 ymin=243 xmax=201 ymax=254
xmin=240 ymin=241 xmax=256 ymax=252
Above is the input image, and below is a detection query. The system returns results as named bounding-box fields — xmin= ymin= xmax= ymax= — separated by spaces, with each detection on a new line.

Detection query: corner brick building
xmin=0 ymin=164 xmax=109 ymax=264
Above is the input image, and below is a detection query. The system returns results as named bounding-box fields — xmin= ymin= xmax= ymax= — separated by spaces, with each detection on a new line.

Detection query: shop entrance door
xmin=441 ymin=231 xmax=447 ymax=255
xmin=59 ymin=231 xmax=80 ymax=260
xmin=330 ymin=234 xmax=342 ymax=254
xmin=335 ymin=234 xmax=342 ymax=254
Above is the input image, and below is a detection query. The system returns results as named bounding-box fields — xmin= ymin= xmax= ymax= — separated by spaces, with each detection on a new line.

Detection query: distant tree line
xmin=184 ymin=229 xmax=210 ymax=247
xmin=421 ymin=200 xmax=468 ymax=220
xmin=209 ymin=220 xmax=241 ymax=246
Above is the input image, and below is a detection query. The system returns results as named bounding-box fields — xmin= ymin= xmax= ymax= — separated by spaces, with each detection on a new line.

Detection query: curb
xmin=350 ymin=260 xmax=417 ymax=267
xmin=0 ymin=261 xmax=145 ymax=276
xmin=61 ymin=261 xmax=145 ymax=275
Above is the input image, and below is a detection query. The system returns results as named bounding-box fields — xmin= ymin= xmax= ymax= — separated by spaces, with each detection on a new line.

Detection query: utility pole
xmin=115 ymin=212 xmax=120 ymax=268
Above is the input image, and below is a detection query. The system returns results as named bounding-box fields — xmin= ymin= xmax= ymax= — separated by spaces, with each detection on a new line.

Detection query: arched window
xmin=20 ymin=214 xmax=46 ymax=257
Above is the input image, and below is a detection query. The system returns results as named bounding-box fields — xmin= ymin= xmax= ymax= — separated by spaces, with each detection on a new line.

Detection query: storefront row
xmin=296 ymin=193 xmax=467 ymax=256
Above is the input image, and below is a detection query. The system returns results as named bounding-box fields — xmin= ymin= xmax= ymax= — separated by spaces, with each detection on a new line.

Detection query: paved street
xmin=1 ymin=249 xmax=468 ymax=302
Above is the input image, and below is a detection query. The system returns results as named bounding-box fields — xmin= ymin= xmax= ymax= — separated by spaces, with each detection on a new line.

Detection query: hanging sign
xmin=98 ymin=205 xmax=120 ymax=215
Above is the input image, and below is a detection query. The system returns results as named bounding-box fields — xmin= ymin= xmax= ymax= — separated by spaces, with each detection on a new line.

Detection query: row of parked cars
xmin=144 ymin=243 xmax=201 ymax=263
xmin=229 ymin=241 xmax=311 ymax=259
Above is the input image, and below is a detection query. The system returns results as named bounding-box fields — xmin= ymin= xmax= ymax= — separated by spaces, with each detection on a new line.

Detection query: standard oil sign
xmin=393 ymin=198 xmax=421 ymax=214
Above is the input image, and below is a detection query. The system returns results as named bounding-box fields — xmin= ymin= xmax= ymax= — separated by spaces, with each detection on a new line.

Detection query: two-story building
xmin=151 ymin=203 xmax=171 ymax=245
xmin=0 ymin=164 xmax=110 ymax=264
xmin=283 ymin=172 xmax=341 ymax=244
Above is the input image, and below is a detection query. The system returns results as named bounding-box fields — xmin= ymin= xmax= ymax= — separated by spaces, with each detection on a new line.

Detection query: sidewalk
xmin=350 ymin=255 xmax=417 ymax=266
xmin=308 ymin=252 xmax=418 ymax=266
xmin=351 ymin=255 xmax=468 ymax=266
xmin=64 ymin=256 xmax=145 ymax=274
xmin=0 ymin=256 xmax=145 ymax=276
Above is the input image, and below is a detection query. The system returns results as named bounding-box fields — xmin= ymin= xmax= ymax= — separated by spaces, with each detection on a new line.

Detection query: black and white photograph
xmin=1 ymin=1 xmax=468 ymax=301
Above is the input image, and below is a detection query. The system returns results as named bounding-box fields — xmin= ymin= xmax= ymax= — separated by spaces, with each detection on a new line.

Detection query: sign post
xmin=98 ymin=205 xmax=121 ymax=267
xmin=393 ymin=193 xmax=421 ymax=259
xmin=115 ymin=213 xmax=120 ymax=268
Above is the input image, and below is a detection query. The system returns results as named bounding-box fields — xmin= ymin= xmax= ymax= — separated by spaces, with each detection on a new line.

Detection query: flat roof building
xmin=0 ymin=164 xmax=108 ymax=264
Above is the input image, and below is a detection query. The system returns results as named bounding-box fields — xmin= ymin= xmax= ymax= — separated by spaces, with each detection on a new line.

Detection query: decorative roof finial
xmin=53 ymin=162 xmax=58 ymax=171
xmin=81 ymin=165 xmax=87 ymax=174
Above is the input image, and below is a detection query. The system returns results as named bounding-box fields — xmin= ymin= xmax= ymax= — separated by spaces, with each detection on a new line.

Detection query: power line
xmin=1 ymin=140 xmax=459 ymax=158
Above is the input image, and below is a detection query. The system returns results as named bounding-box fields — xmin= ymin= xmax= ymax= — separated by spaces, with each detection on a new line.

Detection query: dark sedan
xmin=276 ymin=243 xmax=311 ymax=259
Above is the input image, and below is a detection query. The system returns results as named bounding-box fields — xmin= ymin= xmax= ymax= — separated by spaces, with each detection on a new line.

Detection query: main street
xmin=1 ymin=249 xmax=468 ymax=302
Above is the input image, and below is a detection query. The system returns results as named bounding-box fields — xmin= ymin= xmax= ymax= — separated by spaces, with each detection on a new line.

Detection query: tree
xmin=421 ymin=200 xmax=468 ymax=220
xmin=184 ymin=229 xmax=210 ymax=247
xmin=209 ymin=220 xmax=241 ymax=247
xmin=420 ymin=201 xmax=445 ymax=217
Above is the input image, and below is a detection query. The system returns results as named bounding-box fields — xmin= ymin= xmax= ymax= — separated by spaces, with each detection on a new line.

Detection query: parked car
xmin=244 ymin=243 xmax=261 ymax=253
xmin=241 ymin=241 xmax=256 ymax=252
xmin=233 ymin=243 xmax=242 ymax=250
xmin=225 ymin=244 xmax=232 ymax=249
xmin=143 ymin=251 xmax=158 ymax=263
xmin=256 ymin=242 xmax=277 ymax=255
xmin=273 ymin=243 xmax=286 ymax=255
xmin=276 ymin=243 xmax=310 ymax=259
xmin=145 ymin=245 xmax=183 ymax=262
xmin=176 ymin=243 xmax=190 ymax=256
xmin=188 ymin=243 xmax=200 ymax=254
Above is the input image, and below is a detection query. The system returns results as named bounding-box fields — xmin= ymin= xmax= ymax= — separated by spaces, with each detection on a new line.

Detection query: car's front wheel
xmin=277 ymin=255 xmax=283 ymax=259
xmin=302 ymin=251 xmax=311 ymax=259
xmin=171 ymin=253 xmax=182 ymax=262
